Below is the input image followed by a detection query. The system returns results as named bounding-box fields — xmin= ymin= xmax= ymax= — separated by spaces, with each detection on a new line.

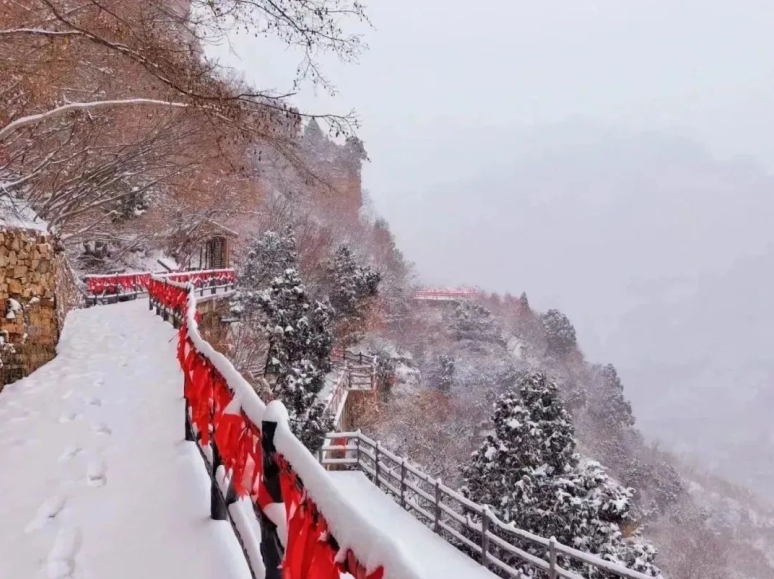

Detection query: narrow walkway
xmin=0 ymin=301 xmax=251 ymax=579
xmin=329 ymin=471 xmax=499 ymax=579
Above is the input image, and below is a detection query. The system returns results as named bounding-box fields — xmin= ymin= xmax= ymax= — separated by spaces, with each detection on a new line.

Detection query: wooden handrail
xmin=321 ymin=431 xmax=661 ymax=579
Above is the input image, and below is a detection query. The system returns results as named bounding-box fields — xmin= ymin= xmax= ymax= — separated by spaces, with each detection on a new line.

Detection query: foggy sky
xmin=208 ymin=1 xmax=774 ymax=498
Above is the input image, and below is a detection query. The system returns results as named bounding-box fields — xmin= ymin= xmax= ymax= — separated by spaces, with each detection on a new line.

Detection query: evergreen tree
xmin=259 ymin=268 xmax=334 ymax=451
xmin=451 ymin=301 xmax=503 ymax=344
xmin=326 ymin=245 xmax=380 ymax=344
xmin=461 ymin=371 xmax=659 ymax=578
xmin=434 ymin=354 xmax=455 ymax=393
xmin=589 ymin=364 xmax=635 ymax=431
xmin=542 ymin=309 xmax=578 ymax=356
xmin=233 ymin=226 xmax=298 ymax=315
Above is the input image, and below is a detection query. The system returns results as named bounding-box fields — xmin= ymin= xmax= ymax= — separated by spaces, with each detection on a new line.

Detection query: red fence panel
xmin=85 ymin=268 xmax=236 ymax=297
xmin=148 ymin=279 xmax=404 ymax=579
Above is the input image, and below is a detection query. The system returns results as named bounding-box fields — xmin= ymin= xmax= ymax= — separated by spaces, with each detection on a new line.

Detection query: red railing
xmin=147 ymin=276 xmax=189 ymax=322
xmin=147 ymin=279 xmax=418 ymax=579
xmin=413 ymin=287 xmax=480 ymax=301
xmin=166 ymin=268 xmax=236 ymax=288
xmin=84 ymin=271 xmax=152 ymax=296
xmin=85 ymin=268 xmax=236 ymax=298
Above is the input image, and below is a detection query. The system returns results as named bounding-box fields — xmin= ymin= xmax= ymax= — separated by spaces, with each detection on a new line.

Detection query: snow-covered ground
xmin=0 ymin=301 xmax=251 ymax=579
xmin=329 ymin=471 xmax=499 ymax=579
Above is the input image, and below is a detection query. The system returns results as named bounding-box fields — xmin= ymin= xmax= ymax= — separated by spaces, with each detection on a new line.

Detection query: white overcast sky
xmin=208 ymin=1 xmax=774 ymax=496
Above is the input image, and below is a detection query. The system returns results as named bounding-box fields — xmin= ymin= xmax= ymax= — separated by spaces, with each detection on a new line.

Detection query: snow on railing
xmin=321 ymin=431 xmax=662 ymax=579
xmin=413 ymin=287 xmax=480 ymax=302
xmin=331 ymin=347 xmax=377 ymax=392
xmin=331 ymin=347 xmax=377 ymax=367
xmin=85 ymin=268 xmax=235 ymax=304
xmin=326 ymin=372 xmax=350 ymax=429
xmin=84 ymin=271 xmax=152 ymax=297
xmin=147 ymin=279 xmax=422 ymax=579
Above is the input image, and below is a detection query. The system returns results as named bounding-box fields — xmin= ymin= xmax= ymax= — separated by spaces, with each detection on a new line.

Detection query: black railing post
xmin=210 ymin=442 xmax=228 ymax=521
xmin=260 ymin=415 xmax=285 ymax=579
xmin=184 ymin=402 xmax=194 ymax=442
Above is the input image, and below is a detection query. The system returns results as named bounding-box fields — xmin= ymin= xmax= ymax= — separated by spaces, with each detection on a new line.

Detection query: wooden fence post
xmin=549 ymin=536 xmax=558 ymax=579
xmin=374 ymin=442 xmax=381 ymax=489
xmin=400 ymin=459 xmax=407 ymax=508
xmin=434 ymin=479 xmax=441 ymax=533
xmin=480 ymin=507 xmax=490 ymax=565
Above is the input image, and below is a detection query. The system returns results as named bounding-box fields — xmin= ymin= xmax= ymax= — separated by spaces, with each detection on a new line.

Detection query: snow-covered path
xmin=0 ymin=301 xmax=251 ymax=579
xmin=329 ymin=471 xmax=499 ymax=579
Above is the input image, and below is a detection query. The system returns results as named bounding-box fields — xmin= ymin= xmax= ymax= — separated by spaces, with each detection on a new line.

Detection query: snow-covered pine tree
xmin=589 ymin=363 xmax=635 ymax=432
xmin=259 ymin=268 xmax=334 ymax=451
xmin=434 ymin=354 xmax=455 ymax=393
xmin=233 ymin=226 xmax=298 ymax=316
xmin=542 ymin=308 xmax=578 ymax=356
xmin=451 ymin=301 xmax=503 ymax=345
xmin=461 ymin=371 xmax=659 ymax=578
xmin=326 ymin=245 xmax=380 ymax=343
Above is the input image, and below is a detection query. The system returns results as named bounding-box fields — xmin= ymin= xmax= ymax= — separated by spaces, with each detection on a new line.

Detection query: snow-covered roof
xmin=206 ymin=220 xmax=239 ymax=237
xmin=0 ymin=194 xmax=48 ymax=233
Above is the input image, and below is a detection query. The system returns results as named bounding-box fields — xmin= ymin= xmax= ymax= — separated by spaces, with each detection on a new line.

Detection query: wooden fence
xmin=321 ymin=431 xmax=661 ymax=579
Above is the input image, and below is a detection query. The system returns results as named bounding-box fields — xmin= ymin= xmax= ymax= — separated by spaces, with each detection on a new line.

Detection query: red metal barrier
xmin=166 ymin=268 xmax=236 ymax=288
xmin=413 ymin=287 xmax=480 ymax=301
xmin=84 ymin=272 xmax=151 ymax=296
xmin=85 ymin=268 xmax=235 ymax=297
xmin=149 ymin=280 xmax=385 ymax=579
xmin=147 ymin=277 xmax=189 ymax=321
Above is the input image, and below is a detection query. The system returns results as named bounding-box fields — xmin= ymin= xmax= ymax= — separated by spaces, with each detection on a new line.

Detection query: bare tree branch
xmin=0 ymin=98 xmax=189 ymax=142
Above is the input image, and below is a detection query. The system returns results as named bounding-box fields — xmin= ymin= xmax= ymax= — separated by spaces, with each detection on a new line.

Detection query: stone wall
xmin=54 ymin=251 xmax=83 ymax=328
xmin=0 ymin=227 xmax=83 ymax=388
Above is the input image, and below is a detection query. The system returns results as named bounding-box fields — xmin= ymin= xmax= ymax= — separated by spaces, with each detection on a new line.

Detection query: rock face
xmin=0 ymin=226 xmax=82 ymax=388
